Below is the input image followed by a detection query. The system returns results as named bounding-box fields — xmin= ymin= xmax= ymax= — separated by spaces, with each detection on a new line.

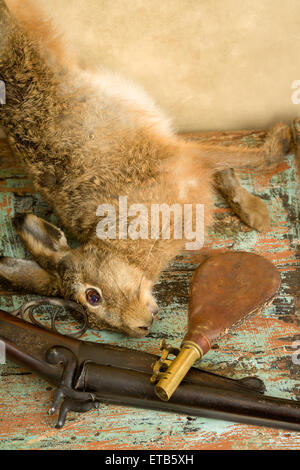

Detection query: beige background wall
xmin=12 ymin=1 xmax=300 ymax=131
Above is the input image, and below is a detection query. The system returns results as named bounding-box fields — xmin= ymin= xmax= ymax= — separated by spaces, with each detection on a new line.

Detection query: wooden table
xmin=0 ymin=130 xmax=299 ymax=450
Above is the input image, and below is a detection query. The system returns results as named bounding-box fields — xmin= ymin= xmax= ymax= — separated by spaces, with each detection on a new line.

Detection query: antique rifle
xmin=0 ymin=252 xmax=300 ymax=431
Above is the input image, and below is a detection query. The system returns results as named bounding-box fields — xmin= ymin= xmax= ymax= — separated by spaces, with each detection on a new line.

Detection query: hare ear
xmin=13 ymin=214 xmax=70 ymax=271
xmin=0 ymin=257 xmax=61 ymax=296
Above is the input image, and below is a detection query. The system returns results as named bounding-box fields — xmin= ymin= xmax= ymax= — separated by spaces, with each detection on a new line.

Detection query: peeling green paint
xmin=0 ymin=133 xmax=299 ymax=449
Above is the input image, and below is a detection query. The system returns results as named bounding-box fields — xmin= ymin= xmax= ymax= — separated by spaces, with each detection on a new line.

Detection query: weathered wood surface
xmin=0 ymin=130 xmax=299 ymax=450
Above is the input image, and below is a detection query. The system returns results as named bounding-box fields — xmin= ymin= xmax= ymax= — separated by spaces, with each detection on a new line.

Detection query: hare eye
xmin=86 ymin=288 xmax=102 ymax=306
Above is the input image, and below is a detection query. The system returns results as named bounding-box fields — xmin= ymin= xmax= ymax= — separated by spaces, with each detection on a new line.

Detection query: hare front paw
xmin=230 ymin=188 xmax=271 ymax=232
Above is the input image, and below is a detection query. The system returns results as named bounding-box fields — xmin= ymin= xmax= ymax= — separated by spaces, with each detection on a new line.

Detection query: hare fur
xmin=0 ymin=0 xmax=291 ymax=337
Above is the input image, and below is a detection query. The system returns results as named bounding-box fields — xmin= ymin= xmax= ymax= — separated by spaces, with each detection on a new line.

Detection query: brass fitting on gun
xmin=151 ymin=339 xmax=203 ymax=401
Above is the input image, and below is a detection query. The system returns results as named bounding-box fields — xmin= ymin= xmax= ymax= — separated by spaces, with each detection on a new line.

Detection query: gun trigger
xmin=46 ymin=346 xmax=99 ymax=429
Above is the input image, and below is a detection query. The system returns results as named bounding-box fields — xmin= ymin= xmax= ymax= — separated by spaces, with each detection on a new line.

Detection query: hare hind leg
xmin=211 ymin=122 xmax=291 ymax=232
xmin=214 ymin=168 xmax=271 ymax=232
xmin=197 ymin=122 xmax=291 ymax=169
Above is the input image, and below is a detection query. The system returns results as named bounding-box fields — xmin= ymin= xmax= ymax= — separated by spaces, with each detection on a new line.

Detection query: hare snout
xmin=123 ymin=306 xmax=155 ymax=338
xmin=147 ymin=302 xmax=158 ymax=317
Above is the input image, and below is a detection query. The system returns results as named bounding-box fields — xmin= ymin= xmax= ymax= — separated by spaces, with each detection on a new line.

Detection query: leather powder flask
xmin=151 ymin=251 xmax=281 ymax=401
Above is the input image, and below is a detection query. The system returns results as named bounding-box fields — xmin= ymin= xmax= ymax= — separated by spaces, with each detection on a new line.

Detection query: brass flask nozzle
xmin=154 ymin=341 xmax=203 ymax=401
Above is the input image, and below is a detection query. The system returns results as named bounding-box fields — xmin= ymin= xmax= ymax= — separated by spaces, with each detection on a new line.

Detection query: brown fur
xmin=0 ymin=0 xmax=291 ymax=337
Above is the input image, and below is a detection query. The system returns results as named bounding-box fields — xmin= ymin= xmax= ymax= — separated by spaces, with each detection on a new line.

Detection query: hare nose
xmin=147 ymin=303 xmax=158 ymax=317
xmin=138 ymin=325 xmax=150 ymax=332
xmin=138 ymin=306 xmax=156 ymax=332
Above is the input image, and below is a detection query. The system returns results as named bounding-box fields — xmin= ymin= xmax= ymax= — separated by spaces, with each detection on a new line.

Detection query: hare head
xmin=0 ymin=214 xmax=158 ymax=337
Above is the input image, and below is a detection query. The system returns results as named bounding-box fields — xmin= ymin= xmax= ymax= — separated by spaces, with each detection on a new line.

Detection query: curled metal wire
xmin=10 ymin=297 xmax=89 ymax=338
